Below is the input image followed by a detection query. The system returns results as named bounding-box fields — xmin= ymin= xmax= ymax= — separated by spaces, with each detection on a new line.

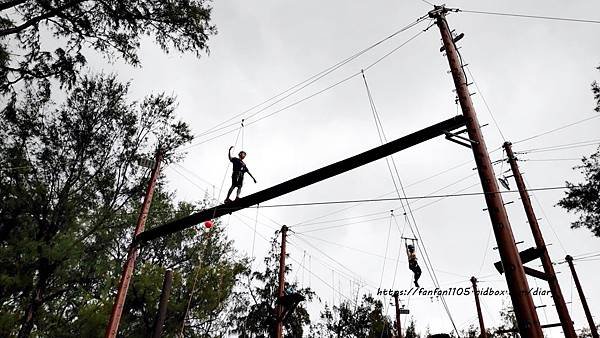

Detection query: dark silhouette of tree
xmin=0 ymin=73 xmax=248 ymax=337
xmin=405 ymin=318 xmax=421 ymax=338
xmin=231 ymin=232 xmax=315 ymax=338
xmin=558 ymin=65 xmax=600 ymax=237
xmin=309 ymin=293 xmax=393 ymax=338
xmin=0 ymin=0 xmax=216 ymax=93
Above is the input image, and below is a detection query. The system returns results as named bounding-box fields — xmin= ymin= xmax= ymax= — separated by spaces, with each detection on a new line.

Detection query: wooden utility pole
xmin=504 ymin=142 xmax=577 ymax=337
xmin=470 ymin=277 xmax=487 ymax=338
xmin=393 ymin=293 xmax=403 ymax=338
xmin=430 ymin=6 xmax=543 ymax=337
xmin=275 ymin=225 xmax=288 ymax=338
xmin=105 ymin=150 xmax=163 ymax=338
xmin=565 ymin=255 xmax=599 ymax=338
xmin=152 ymin=269 xmax=173 ymax=338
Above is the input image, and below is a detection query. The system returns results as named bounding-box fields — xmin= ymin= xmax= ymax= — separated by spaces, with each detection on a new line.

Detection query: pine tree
xmin=558 ymin=65 xmax=600 ymax=237
xmin=0 ymin=74 xmax=247 ymax=337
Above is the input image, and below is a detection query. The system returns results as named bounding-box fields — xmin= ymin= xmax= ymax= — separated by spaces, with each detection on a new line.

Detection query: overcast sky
xmin=89 ymin=0 xmax=600 ymax=335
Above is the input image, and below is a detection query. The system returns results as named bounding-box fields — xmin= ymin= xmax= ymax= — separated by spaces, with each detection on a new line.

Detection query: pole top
xmin=428 ymin=5 xmax=448 ymax=19
xmin=428 ymin=5 xmax=460 ymax=19
xmin=470 ymin=276 xmax=477 ymax=283
xmin=565 ymin=255 xmax=573 ymax=262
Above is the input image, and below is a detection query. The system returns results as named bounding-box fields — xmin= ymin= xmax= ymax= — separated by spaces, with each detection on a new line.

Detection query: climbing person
xmin=225 ymin=146 xmax=256 ymax=202
xmin=277 ymin=282 xmax=305 ymax=321
xmin=407 ymin=244 xmax=422 ymax=288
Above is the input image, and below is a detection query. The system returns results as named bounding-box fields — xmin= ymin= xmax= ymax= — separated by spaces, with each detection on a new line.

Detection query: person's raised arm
xmin=228 ymin=146 xmax=233 ymax=161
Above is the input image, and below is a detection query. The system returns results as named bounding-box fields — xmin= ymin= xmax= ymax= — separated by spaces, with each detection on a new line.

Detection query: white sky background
xmin=85 ymin=0 xmax=600 ymax=335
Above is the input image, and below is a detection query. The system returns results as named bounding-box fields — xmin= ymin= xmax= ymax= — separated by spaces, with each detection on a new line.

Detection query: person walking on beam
xmin=225 ymin=146 xmax=256 ymax=202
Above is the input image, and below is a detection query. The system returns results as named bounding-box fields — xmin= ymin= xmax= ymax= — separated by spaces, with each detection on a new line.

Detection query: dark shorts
xmin=232 ymin=171 xmax=244 ymax=187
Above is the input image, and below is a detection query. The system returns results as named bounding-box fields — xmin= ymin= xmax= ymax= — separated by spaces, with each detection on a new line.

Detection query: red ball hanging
xmin=204 ymin=220 xmax=214 ymax=229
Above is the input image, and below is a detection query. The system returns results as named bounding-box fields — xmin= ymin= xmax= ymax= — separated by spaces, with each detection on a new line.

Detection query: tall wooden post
xmin=275 ymin=225 xmax=288 ymax=338
xmin=566 ymin=255 xmax=599 ymax=338
xmin=504 ymin=141 xmax=576 ymax=337
xmin=152 ymin=269 xmax=173 ymax=338
xmin=470 ymin=277 xmax=487 ymax=338
xmin=430 ymin=6 xmax=542 ymax=337
xmin=393 ymin=293 xmax=403 ymax=338
xmin=105 ymin=150 xmax=163 ymax=338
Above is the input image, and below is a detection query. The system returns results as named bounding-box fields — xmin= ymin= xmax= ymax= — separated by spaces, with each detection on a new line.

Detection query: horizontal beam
xmin=496 ymin=322 xmax=565 ymax=333
xmin=136 ymin=115 xmax=467 ymax=244
xmin=494 ymin=247 xmax=544 ymax=274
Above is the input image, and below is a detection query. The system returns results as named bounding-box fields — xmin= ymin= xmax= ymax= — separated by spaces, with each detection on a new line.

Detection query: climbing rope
xmin=361 ymin=70 xmax=460 ymax=336
xmin=179 ymin=228 xmax=213 ymax=337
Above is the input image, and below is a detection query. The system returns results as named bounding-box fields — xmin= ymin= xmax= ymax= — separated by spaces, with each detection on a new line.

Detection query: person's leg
xmin=414 ymin=265 xmax=422 ymax=287
xmin=235 ymin=185 xmax=242 ymax=199
xmin=225 ymin=185 xmax=235 ymax=201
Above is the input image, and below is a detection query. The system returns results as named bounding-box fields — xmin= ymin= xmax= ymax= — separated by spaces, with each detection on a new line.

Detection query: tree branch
xmin=0 ymin=0 xmax=87 ymax=37
xmin=0 ymin=0 xmax=27 ymax=12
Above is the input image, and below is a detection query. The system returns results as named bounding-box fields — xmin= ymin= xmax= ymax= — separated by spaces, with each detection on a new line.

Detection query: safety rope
xmin=179 ymin=228 xmax=213 ymax=337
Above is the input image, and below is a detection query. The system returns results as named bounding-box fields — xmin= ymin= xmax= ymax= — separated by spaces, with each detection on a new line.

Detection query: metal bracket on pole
xmin=444 ymin=128 xmax=479 ymax=149
xmin=523 ymin=267 xmax=549 ymax=281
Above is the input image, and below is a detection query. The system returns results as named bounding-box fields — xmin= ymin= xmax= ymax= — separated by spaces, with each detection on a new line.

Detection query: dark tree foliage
xmin=405 ymin=318 xmax=420 ymax=338
xmin=492 ymin=301 xmax=518 ymax=338
xmin=558 ymin=149 xmax=600 ymax=237
xmin=0 ymin=73 xmax=248 ymax=337
xmin=309 ymin=294 xmax=393 ymax=338
xmin=558 ymin=65 xmax=600 ymax=237
xmin=0 ymin=0 xmax=216 ymax=93
xmin=593 ymin=65 xmax=600 ymax=113
xmin=231 ymin=233 xmax=315 ymax=338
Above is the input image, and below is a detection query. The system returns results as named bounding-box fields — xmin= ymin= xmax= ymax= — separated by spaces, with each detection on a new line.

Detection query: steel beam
xmin=136 ymin=115 xmax=466 ymax=243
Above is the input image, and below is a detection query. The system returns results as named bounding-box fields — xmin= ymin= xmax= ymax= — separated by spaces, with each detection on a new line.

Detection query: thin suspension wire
xmin=363 ymin=71 xmax=429 ymax=332
xmin=236 ymin=216 xmax=362 ymax=305
xmin=390 ymin=214 xmax=407 ymax=289
xmin=378 ymin=215 xmax=394 ymax=288
xmin=292 ymin=236 xmax=375 ymax=287
xmin=170 ymin=165 xmax=212 ymax=194
xmin=297 ymin=216 xmax=391 ymax=234
xmin=190 ymin=16 xmax=429 ymax=138
xmin=179 ymin=230 xmax=213 ymax=337
xmin=217 ymin=127 xmax=243 ymax=202
xmin=524 ymin=158 xmax=583 ymax=162
xmin=179 ymin=21 xmax=432 ymax=152
xmin=288 ymin=240 xmax=377 ymax=293
xmin=465 ymin=66 xmax=506 ymax=141
xmin=296 ymin=232 xmax=401 ymax=262
xmin=244 ymin=27 xmax=432 ymax=129
xmin=513 ymin=114 xmax=600 ymax=145
xmin=251 ymin=204 xmax=259 ymax=259
xmin=411 ymin=182 xmax=481 ymax=213
xmin=459 ymin=9 xmax=600 ymax=25
xmin=256 ymin=186 xmax=567 ymax=208
xmin=361 ymin=70 xmax=459 ymax=335
xmin=241 ymin=119 xmax=245 ymax=150
xmin=291 ymin=154 xmax=484 ymax=227
xmin=286 ymin=251 xmax=358 ymax=305
xmin=517 ymin=140 xmax=600 ymax=154
xmin=178 ymin=124 xmax=241 ymax=153
xmin=477 ymin=228 xmax=493 ymax=275
xmin=525 ymin=176 xmax=568 ymax=255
